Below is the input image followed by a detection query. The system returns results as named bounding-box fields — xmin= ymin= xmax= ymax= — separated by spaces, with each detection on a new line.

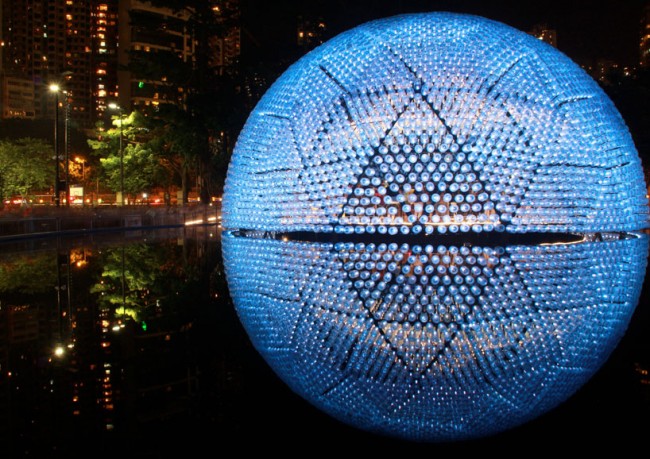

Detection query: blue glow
xmin=221 ymin=13 xmax=649 ymax=442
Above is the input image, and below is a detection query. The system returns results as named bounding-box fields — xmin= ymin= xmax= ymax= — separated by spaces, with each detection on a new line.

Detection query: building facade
xmin=528 ymin=23 xmax=557 ymax=48
xmin=1 ymin=75 xmax=35 ymax=118
xmin=91 ymin=1 xmax=118 ymax=121
xmin=0 ymin=0 xmax=101 ymax=127
xmin=641 ymin=3 xmax=650 ymax=67
xmin=118 ymin=0 xmax=240 ymax=112
xmin=1 ymin=0 xmax=239 ymax=126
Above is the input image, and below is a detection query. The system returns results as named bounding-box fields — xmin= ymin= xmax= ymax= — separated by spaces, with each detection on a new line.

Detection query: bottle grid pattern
xmin=221 ymin=13 xmax=649 ymax=441
xmin=223 ymin=13 xmax=648 ymax=235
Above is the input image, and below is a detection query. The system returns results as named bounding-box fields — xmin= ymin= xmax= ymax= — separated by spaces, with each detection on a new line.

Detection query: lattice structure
xmin=221 ymin=13 xmax=649 ymax=442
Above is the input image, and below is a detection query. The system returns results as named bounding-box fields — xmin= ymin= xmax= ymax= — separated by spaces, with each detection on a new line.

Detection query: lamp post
xmin=49 ymin=84 xmax=61 ymax=207
xmin=64 ymin=99 xmax=70 ymax=207
xmin=108 ymin=103 xmax=125 ymax=206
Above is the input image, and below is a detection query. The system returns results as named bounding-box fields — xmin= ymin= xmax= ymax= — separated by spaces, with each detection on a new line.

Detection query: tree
xmin=0 ymin=138 xmax=54 ymax=205
xmin=89 ymin=111 xmax=172 ymax=202
xmin=89 ymin=241 xmax=202 ymax=328
xmin=0 ymin=252 xmax=57 ymax=294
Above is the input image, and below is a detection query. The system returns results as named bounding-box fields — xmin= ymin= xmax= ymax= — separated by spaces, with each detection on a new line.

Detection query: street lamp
xmin=64 ymin=98 xmax=70 ymax=207
xmin=108 ymin=103 xmax=125 ymax=206
xmin=49 ymin=84 xmax=61 ymax=207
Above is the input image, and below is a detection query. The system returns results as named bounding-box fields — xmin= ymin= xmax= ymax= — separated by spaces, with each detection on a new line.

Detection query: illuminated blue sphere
xmin=222 ymin=12 xmax=649 ymax=442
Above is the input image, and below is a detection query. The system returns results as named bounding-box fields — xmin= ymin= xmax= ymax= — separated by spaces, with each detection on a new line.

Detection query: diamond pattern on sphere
xmin=223 ymin=13 xmax=647 ymax=233
xmin=339 ymin=87 xmax=503 ymax=234
xmin=221 ymin=12 xmax=649 ymax=443
xmin=337 ymin=243 xmax=536 ymax=373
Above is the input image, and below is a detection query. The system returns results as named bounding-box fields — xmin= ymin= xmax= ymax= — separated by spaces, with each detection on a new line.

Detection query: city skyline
xmin=2 ymin=1 xmax=649 ymax=128
xmin=241 ymin=0 xmax=648 ymax=68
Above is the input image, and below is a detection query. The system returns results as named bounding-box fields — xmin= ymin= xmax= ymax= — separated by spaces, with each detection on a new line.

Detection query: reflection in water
xmin=0 ymin=228 xmax=224 ymax=456
xmin=0 ymin=229 xmax=648 ymax=454
xmin=223 ymin=232 xmax=648 ymax=441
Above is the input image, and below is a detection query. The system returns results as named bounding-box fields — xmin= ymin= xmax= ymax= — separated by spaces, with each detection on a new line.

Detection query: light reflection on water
xmin=223 ymin=232 xmax=649 ymax=441
xmin=0 ymin=228 xmax=648 ymax=455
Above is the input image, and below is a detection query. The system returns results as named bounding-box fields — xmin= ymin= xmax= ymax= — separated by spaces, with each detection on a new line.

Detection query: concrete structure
xmin=91 ymin=1 xmax=119 ymax=122
xmin=1 ymin=75 xmax=35 ymax=118
xmin=117 ymin=0 xmax=240 ymax=112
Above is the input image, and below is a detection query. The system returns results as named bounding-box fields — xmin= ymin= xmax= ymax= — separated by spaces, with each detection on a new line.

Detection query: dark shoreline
xmin=0 ymin=204 xmax=220 ymax=243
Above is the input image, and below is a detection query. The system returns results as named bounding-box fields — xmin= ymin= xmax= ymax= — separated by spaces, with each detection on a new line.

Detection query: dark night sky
xmin=240 ymin=0 xmax=648 ymax=68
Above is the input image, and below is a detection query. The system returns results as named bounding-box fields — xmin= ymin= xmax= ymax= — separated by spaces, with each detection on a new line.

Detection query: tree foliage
xmin=0 ymin=138 xmax=54 ymax=203
xmin=89 ymin=111 xmax=173 ymax=199
xmin=89 ymin=242 xmax=199 ymax=326
xmin=0 ymin=252 xmax=57 ymax=294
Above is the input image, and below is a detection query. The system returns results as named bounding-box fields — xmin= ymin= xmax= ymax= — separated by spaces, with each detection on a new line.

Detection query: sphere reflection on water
xmin=222 ymin=13 xmax=649 ymax=441
xmin=223 ymin=233 xmax=647 ymax=440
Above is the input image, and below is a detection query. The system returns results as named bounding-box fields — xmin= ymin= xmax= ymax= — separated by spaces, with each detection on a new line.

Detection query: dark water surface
xmin=0 ymin=227 xmax=648 ymax=457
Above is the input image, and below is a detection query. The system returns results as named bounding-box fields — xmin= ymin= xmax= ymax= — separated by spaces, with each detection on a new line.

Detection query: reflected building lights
xmin=0 ymin=228 xmax=219 ymax=454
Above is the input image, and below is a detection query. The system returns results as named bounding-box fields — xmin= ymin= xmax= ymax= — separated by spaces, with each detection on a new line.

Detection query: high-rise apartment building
xmin=1 ymin=75 xmax=35 ymax=118
xmin=91 ymin=1 xmax=118 ymax=121
xmin=0 ymin=0 xmax=118 ymax=127
xmin=641 ymin=3 xmax=650 ymax=67
xmin=528 ymin=23 xmax=557 ymax=48
xmin=1 ymin=0 xmax=86 ymax=124
xmin=118 ymin=0 xmax=240 ymax=112
xmin=2 ymin=0 xmax=239 ymax=125
xmin=117 ymin=0 xmax=194 ymax=111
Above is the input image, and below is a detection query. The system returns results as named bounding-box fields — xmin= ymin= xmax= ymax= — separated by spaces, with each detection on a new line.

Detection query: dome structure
xmin=221 ymin=13 xmax=649 ymax=442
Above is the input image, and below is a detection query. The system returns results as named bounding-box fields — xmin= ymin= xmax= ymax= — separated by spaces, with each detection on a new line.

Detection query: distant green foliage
xmin=0 ymin=253 xmax=57 ymax=294
xmin=89 ymin=111 xmax=171 ymax=197
xmin=0 ymin=138 xmax=54 ymax=203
